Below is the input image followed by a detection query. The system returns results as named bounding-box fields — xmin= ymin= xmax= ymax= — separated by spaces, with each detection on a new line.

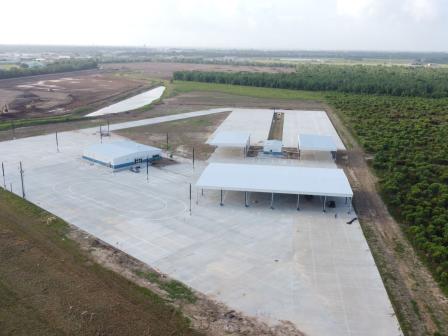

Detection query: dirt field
xmin=327 ymin=104 xmax=448 ymax=336
xmin=117 ymin=113 xmax=230 ymax=160
xmin=0 ymin=70 xmax=149 ymax=119
xmin=102 ymin=62 xmax=295 ymax=80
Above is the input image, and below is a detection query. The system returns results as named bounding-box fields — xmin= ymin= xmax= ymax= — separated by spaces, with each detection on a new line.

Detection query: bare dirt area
xmin=102 ymin=62 xmax=295 ymax=80
xmin=0 ymin=71 xmax=148 ymax=119
xmin=327 ymin=104 xmax=448 ymax=336
xmin=116 ymin=113 xmax=231 ymax=160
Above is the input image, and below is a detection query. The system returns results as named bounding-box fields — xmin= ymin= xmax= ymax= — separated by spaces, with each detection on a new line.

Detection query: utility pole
xmin=166 ymin=133 xmax=169 ymax=150
xmin=189 ymin=183 xmax=192 ymax=215
xmin=55 ymin=131 xmax=59 ymax=152
xmin=1 ymin=162 xmax=5 ymax=189
xmin=146 ymin=156 xmax=149 ymax=182
xmin=19 ymin=161 xmax=25 ymax=199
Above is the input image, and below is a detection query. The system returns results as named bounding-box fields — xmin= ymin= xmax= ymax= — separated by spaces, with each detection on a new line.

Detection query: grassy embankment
xmin=0 ymin=188 xmax=201 ymax=336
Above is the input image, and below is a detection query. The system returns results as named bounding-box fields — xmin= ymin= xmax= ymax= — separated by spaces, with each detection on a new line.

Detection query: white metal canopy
xmin=207 ymin=131 xmax=250 ymax=148
xmin=196 ymin=163 xmax=353 ymax=198
xmin=83 ymin=141 xmax=161 ymax=167
xmin=298 ymin=134 xmax=338 ymax=152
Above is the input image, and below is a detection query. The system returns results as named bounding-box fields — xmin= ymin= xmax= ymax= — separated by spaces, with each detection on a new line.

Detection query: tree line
xmin=173 ymin=64 xmax=448 ymax=98
xmin=0 ymin=59 xmax=98 ymax=79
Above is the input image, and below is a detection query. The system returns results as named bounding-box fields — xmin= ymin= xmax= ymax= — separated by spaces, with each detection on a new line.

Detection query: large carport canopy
xmin=298 ymin=134 xmax=338 ymax=160
xmin=196 ymin=163 xmax=353 ymax=212
xmin=207 ymin=131 xmax=251 ymax=156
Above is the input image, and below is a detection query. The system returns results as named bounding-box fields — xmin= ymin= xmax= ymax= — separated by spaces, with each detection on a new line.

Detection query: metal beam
xmin=270 ymin=193 xmax=274 ymax=209
xmin=245 ymin=191 xmax=249 ymax=207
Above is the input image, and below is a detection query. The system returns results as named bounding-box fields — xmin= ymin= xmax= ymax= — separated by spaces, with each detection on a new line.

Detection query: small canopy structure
xmin=197 ymin=163 xmax=353 ymax=211
xmin=298 ymin=134 xmax=338 ymax=159
xmin=207 ymin=131 xmax=251 ymax=156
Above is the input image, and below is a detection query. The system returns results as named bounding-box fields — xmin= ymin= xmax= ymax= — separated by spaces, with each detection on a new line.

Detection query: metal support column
xmin=146 ymin=157 xmax=149 ymax=182
xmin=189 ymin=183 xmax=192 ymax=215
xmin=296 ymin=194 xmax=300 ymax=211
xmin=322 ymin=196 xmax=326 ymax=212
xmin=270 ymin=193 xmax=274 ymax=209
xmin=348 ymin=197 xmax=352 ymax=214
xmin=201 ymin=188 xmax=204 ymax=196
xmin=220 ymin=190 xmax=224 ymax=206
xmin=56 ymin=131 xmax=59 ymax=152
xmin=245 ymin=192 xmax=249 ymax=207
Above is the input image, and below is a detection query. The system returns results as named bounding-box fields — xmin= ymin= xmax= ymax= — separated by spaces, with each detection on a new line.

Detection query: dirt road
xmin=326 ymin=103 xmax=448 ymax=336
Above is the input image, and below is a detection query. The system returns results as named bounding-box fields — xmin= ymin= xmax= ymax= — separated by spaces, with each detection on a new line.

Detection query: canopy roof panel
xmin=207 ymin=131 xmax=250 ymax=148
xmin=197 ymin=163 xmax=353 ymax=198
xmin=298 ymin=134 xmax=337 ymax=152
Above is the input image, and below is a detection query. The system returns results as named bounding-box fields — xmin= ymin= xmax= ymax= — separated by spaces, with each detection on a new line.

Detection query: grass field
xmin=171 ymin=80 xmax=325 ymax=100
xmin=0 ymin=188 xmax=202 ymax=336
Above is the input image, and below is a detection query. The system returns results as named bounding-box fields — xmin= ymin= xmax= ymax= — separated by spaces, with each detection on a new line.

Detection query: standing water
xmin=86 ymin=86 xmax=165 ymax=117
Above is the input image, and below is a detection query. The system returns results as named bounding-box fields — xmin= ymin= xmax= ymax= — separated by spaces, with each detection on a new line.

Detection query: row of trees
xmin=0 ymin=59 xmax=98 ymax=79
xmin=327 ymin=94 xmax=448 ymax=288
xmin=173 ymin=64 xmax=448 ymax=98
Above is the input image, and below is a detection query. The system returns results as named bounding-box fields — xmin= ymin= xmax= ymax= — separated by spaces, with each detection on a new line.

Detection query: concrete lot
xmin=209 ymin=108 xmax=274 ymax=146
xmin=0 ymin=110 xmax=401 ymax=336
xmin=282 ymin=110 xmax=346 ymax=149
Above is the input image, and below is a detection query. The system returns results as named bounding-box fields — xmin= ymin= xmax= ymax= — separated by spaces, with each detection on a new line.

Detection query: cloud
xmin=336 ymin=0 xmax=376 ymax=18
xmin=404 ymin=0 xmax=438 ymax=21
xmin=0 ymin=0 xmax=446 ymax=51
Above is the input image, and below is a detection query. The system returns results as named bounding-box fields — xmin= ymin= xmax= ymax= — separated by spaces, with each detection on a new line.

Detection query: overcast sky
xmin=1 ymin=0 xmax=447 ymax=51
